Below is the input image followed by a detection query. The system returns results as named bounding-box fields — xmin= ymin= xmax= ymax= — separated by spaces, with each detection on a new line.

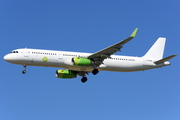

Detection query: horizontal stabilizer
xmin=154 ymin=55 xmax=177 ymax=64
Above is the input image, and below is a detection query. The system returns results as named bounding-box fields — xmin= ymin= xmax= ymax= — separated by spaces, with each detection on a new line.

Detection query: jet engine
xmin=56 ymin=70 xmax=77 ymax=79
xmin=72 ymin=57 xmax=91 ymax=66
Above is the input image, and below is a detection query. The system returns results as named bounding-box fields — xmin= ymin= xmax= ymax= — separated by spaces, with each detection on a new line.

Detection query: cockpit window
xmin=10 ymin=51 xmax=18 ymax=53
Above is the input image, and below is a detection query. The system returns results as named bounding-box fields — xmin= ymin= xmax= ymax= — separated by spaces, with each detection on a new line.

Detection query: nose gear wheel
xmin=22 ymin=65 xmax=27 ymax=74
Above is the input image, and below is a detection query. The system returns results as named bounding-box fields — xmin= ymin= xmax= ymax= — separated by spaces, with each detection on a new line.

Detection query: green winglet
xmin=130 ymin=28 xmax=138 ymax=37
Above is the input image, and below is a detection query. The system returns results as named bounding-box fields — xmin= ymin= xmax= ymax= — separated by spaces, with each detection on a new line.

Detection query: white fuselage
xmin=4 ymin=48 xmax=170 ymax=72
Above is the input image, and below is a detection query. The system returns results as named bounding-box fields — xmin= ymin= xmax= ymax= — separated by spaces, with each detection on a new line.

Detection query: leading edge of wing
xmin=88 ymin=28 xmax=138 ymax=59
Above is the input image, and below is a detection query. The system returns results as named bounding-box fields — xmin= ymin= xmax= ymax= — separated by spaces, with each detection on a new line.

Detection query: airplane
xmin=3 ymin=28 xmax=176 ymax=83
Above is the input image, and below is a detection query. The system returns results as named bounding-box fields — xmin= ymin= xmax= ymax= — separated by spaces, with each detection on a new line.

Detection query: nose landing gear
xmin=22 ymin=65 xmax=27 ymax=74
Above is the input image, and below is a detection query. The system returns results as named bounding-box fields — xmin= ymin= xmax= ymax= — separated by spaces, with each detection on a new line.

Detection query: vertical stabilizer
xmin=143 ymin=37 xmax=166 ymax=60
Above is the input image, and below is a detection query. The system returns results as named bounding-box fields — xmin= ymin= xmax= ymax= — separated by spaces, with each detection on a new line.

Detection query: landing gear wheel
xmin=22 ymin=70 xmax=26 ymax=74
xmin=22 ymin=65 xmax=27 ymax=74
xmin=92 ymin=69 xmax=99 ymax=75
xmin=81 ymin=77 xmax=87 ymax=83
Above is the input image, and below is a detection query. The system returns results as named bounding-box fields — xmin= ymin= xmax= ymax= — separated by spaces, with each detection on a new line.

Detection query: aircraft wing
xmin=88 ymin=28 xmax=138 ymax=66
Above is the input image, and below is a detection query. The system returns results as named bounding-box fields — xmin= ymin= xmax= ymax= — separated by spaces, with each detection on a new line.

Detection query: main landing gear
xmin=80 ymin=69 xmax=99 ymax=83
xmin=22 ymin=65 xmax=27 ymax=74
xmin=92 ymin=69 xmax=99 ymax=75
xmin=81 ymin=77 xmax=87 ymax=83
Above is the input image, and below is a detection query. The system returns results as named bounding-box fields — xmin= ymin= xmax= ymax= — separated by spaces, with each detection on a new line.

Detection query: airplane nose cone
xmin=4 ymin=54 xmax=12 ymax=62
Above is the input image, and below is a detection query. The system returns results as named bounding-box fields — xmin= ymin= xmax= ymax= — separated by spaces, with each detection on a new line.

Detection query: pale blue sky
xmin=0 ymin=0 xmax=179 ymax=120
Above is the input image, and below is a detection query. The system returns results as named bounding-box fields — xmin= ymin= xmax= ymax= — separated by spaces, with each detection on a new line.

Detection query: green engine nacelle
xmin=72 ymin=57 xmax=91 ymax=66
xmin=56 ymin=70 xmax=77 ymax=79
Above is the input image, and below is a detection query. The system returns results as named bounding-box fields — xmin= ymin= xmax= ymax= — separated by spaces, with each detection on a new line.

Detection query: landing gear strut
xmin=22 ymin=65 xmax=27 ymax=74
xmin=92 ymin=69 xmax=99 ymax=75
xmin=81 ymin=77 xmax=87 ymax=83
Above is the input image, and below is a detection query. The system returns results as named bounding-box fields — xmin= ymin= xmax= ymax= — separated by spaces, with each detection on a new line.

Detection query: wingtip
xmin=172 ymin=55 xmax=177 ymax=57
xmin=130 ymin=28 xmax=138 ymax=37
